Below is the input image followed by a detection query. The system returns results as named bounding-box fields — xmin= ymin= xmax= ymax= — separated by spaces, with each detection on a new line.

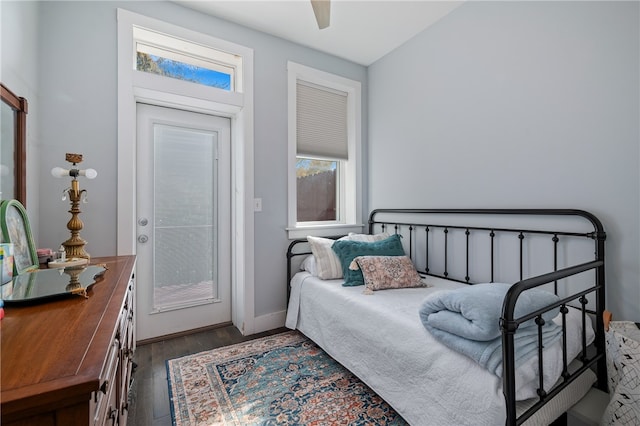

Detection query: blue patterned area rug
xmin=166 ymin=330 xmax=407 ymax=425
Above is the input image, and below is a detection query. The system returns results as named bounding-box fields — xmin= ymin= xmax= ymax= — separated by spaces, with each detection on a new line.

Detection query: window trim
xmin=287 ymin=61 xmax=363 ymax=239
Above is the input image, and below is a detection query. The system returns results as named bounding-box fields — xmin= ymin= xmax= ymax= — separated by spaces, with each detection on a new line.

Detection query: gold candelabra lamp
xmin=51 ymin=153 xmax=97 ymax=260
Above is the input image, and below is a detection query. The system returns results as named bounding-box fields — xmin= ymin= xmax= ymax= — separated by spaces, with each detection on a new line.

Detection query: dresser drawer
xmin=93 ymin=337 xmax=120 ymax=426
xmin=117 ymin=279 xmax=135 ymax=426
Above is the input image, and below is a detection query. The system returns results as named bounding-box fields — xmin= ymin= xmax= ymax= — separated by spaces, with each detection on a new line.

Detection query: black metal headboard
xmin=288 ymin=208 xmax=606 ymax=297
xmin=367 ymin=208 xmax=605 ymax=288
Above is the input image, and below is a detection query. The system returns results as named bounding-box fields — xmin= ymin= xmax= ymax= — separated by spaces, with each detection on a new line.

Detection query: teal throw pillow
xmin=331 ymin=234 xmax=405 ymax=286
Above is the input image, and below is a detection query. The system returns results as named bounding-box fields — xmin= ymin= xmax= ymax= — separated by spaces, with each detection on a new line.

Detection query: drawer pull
xmin=100 ymin=380 xmax=109 ymax=394
xmin=109 ymin=407 xmax=118 ymax=425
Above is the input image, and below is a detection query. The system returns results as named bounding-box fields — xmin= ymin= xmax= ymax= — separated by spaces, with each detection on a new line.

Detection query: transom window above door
xmin=133 ymin=26 xmax=243 ymax=92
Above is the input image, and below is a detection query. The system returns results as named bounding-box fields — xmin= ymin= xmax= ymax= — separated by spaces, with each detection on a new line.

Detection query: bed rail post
xmin=501 ymin=317 xmax=519 ymax=425
xmin=594 ymin=228 xmax=607 ymax=391
xmin=286 ymin=238 xmax=306 ymax=302
xmin=578 ymin=211 xmax=607 ymax=392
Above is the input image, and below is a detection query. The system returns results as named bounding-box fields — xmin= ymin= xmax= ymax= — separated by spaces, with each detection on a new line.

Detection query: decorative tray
xmin=0 ymin=265 xmax=107 ymax=304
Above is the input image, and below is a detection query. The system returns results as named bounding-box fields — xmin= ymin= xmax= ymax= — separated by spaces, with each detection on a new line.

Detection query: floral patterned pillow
xmin=350 ymin=255 xmax=426 ymax=293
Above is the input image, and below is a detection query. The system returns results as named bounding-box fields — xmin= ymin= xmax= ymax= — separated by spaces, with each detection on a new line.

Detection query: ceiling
xmin=174 ymin=1 xmax=463 ymax=66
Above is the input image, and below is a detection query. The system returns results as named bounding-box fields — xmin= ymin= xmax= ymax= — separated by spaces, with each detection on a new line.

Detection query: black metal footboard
xmin=501 ymin=259 xmax=605 ymax=424
xmin=288 ymin=208 xmax=607 ymax=426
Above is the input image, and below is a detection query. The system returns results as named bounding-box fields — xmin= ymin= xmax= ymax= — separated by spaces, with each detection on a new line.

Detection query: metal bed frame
xmin=286 ymin=208 xmax=607 ymax=425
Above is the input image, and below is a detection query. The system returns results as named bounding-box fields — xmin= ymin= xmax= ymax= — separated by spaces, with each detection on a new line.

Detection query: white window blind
xmin=296 ymin=80 xmax=348 ymax=160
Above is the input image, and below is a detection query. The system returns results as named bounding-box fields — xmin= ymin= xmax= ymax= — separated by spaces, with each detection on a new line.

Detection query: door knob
xmin=137 ymin=235 xmax=148 ymax=243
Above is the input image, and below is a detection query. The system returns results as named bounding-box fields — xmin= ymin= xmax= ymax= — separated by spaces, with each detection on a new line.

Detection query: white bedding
xmin=285 ymin=272 xmax=596 ymax=425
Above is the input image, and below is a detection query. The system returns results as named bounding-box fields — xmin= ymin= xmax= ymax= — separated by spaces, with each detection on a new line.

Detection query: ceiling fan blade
xmin=310 ymin=0 xmax=330 ymax=29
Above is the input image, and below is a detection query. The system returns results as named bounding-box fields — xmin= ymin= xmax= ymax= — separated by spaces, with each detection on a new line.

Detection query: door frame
xmin=116 ymin=9 xmax=256 ymax=335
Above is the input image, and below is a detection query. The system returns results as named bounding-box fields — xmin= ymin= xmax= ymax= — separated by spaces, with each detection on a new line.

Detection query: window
xmin=287 ymin=62 xmax=362 ymax=239
xmin=296 ymin=158 xmax=338 ymax=222
xmin=133 ymin=26 xmax=243 ymax=92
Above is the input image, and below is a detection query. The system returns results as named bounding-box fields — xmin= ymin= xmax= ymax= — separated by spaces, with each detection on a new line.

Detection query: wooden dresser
xmin=1 ymin=255 xmax=136 ymax=426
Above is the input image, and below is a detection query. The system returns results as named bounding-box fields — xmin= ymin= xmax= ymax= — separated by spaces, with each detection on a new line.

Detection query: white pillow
xmin=306 ymin=232 xmax=391 ymax=280
xmin=348 ymin=232 xmax=390 ymax=242
xmin=300 ymin=255 xmax=318 ymax=276
xmin=307 ymin=236 xmax=346 ymax=279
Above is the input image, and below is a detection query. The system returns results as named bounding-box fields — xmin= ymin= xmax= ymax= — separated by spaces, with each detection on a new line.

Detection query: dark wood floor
xmin=128 ymin=324 xmax=288 ymax=426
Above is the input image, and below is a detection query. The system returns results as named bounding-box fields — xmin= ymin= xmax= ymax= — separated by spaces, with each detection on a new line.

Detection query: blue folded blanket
xmin=419 ymin=283 xmax=562 ymax=376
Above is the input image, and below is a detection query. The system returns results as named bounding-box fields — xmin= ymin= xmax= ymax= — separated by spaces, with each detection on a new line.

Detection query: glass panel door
xmin=153 ymin=124 xmax=218 ymax=310
xmin=136 ymin=103 xmax=231 ymax=341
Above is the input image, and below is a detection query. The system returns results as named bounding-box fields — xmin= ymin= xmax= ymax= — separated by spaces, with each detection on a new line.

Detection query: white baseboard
xmin=252 ymin=310 xmax=287 ymax=334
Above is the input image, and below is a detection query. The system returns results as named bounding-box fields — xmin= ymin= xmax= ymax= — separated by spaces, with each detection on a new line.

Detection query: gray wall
xmin=6 ymin=0 xmax=638 ymax=323
xmin=5 ymin=1 xmax=367 ymax=319
xmin=368 ymin=1 xmax=639 ymax=320
xmin=1 ymin=1 xmax=41 ymax=238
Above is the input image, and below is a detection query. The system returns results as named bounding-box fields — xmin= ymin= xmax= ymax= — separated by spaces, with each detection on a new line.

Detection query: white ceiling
xmin=175 ymin=1 xmax=463 ymax=66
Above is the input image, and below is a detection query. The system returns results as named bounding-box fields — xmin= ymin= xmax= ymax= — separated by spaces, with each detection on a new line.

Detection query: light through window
xmin=296 ymin=157 xmax=338 ymax=222
xmin=136 ymin=51 xmax=231 ymax=90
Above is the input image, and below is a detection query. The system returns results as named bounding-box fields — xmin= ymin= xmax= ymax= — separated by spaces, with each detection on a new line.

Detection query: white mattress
xmin=285 ymin=272 xmax=596 ymax=425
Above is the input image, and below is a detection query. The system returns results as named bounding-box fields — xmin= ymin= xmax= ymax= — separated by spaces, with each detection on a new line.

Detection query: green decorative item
xmin=0 ymin=199 xmax=38 ymax=275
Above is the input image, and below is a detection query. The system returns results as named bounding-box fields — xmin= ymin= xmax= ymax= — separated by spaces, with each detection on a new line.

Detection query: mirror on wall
xmin=0 ymin=83 xmax=27 ymax=206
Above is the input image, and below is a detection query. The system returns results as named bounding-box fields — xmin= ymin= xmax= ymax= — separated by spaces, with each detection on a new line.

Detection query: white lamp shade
xmin=81 ymin=168 xmax=97 ymax=179
xmin=51 ymin=167 xmax=69 ymax=178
